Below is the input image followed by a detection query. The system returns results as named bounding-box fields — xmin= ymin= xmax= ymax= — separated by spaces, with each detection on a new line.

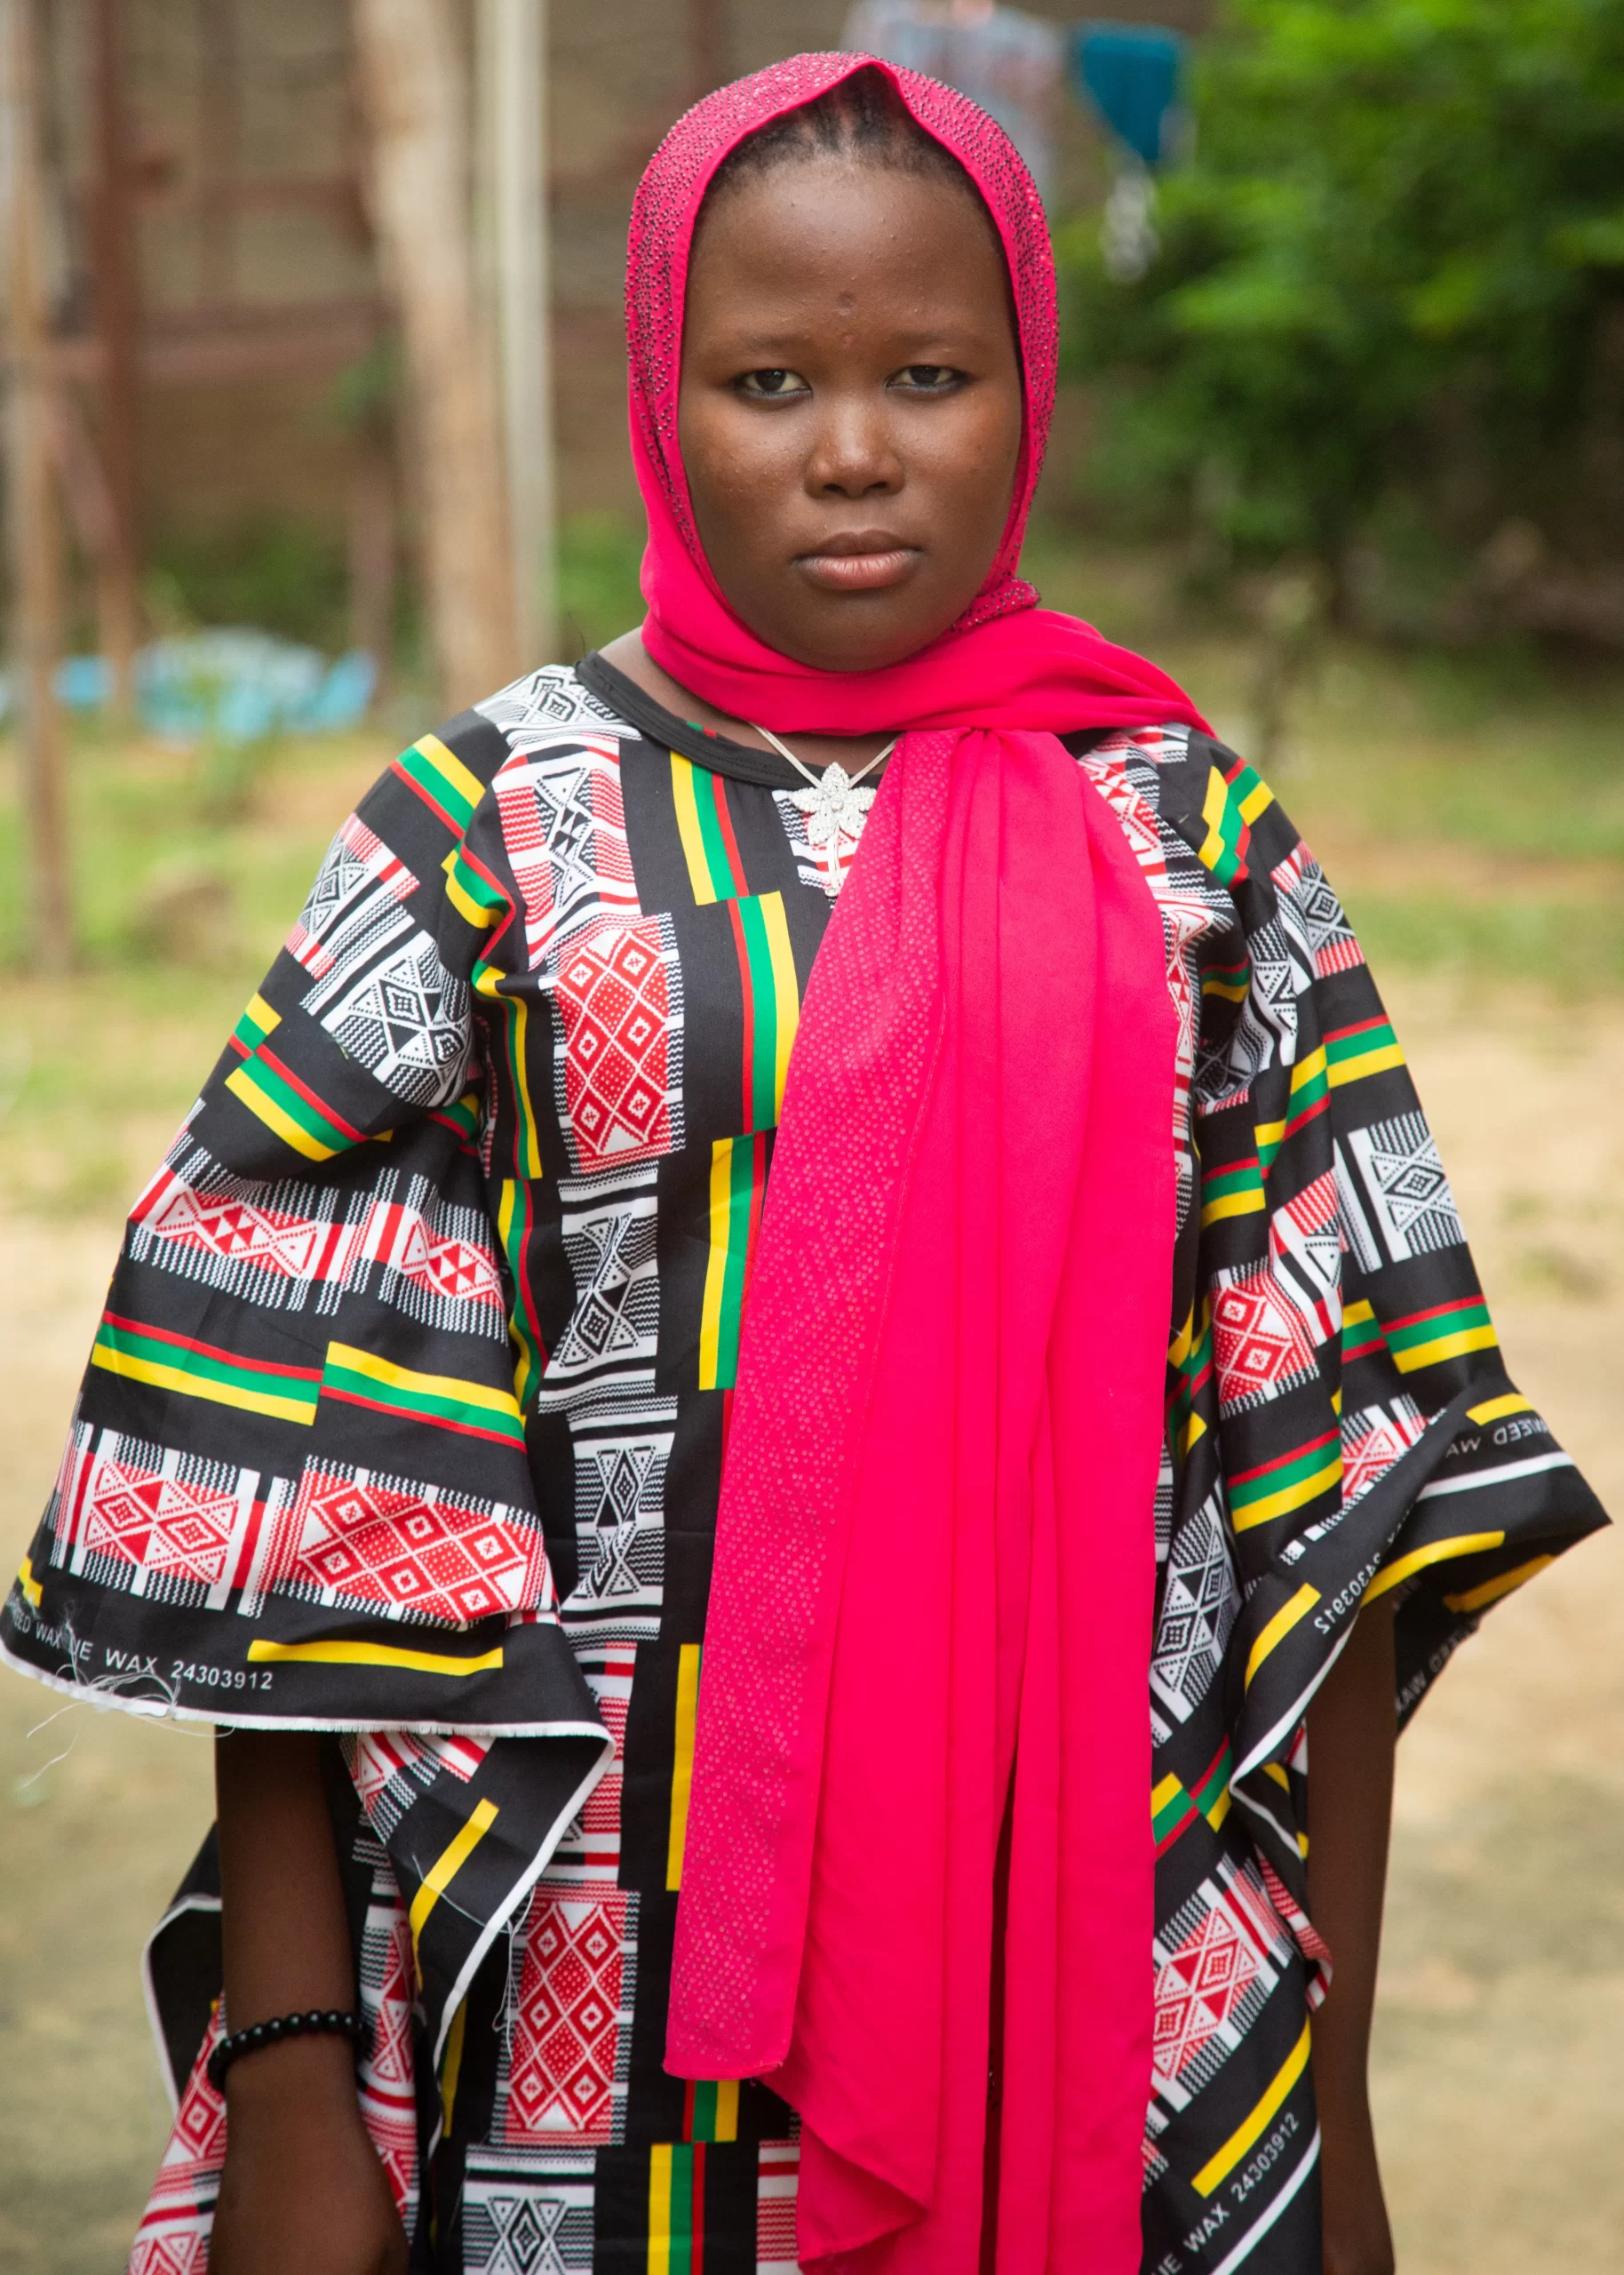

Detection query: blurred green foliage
xmin=557 ymin=514 xmax=647 ymax=652
xmin=146 ymin=521 xmax=352 ymax=652
xmin=1059 ymin=0 xmax=1624 ymax=589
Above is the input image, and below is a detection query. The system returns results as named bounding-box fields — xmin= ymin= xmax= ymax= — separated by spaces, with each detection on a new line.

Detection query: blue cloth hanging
xmin=1070 ymin=20 xmax=1186 ymax=169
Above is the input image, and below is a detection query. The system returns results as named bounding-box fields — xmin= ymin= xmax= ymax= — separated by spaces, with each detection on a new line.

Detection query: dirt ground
xmin=3 ymin=976 xmax=1623 ymax=2273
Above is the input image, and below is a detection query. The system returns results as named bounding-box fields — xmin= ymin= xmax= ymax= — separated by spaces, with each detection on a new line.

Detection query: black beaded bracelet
xmin=206 ymin=2007 xmax=371 ymax=2093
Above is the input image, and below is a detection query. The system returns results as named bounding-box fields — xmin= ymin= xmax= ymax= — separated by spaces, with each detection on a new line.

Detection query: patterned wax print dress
xmin=2 ymin=652 xmax=1605 ymax=2275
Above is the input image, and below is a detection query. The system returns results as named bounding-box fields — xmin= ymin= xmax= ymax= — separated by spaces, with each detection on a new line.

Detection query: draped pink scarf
xmin=634 ymin=54 xmax=1205 ymax=2273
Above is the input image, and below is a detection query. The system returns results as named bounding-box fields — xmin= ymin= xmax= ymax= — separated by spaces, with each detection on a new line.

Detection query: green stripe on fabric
xmin=1229 ymin=1432 xmax=1342 ymax=1520
xmin=1384 ymin=1297 xmax=1497 ymax=1372
xmin=320 ymin=1344 xmax=528 ymax=1443
xmin=92 ymin=1317 xmax=320 ymax=1424
xmin=498 ymin=1178 xmax=545 ymax=1411
xmin=395 ymin=732 xmax=481 ymax=831
xmin=225 ymin=1052 xmax=356 ymax=1161
xmin=1193 ymin=1744 xmax=1233 ymax=1824
xmin=698 ymin=1136 xmax=760 ymax=1391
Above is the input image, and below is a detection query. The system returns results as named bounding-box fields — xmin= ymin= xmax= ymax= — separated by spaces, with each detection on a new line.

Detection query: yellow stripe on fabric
xmin=759 ymin=890 xmax=800 ymax=1115
xmin=442 ymin=851 xmax=499 ymax=929
xmin=1289 ymin=1047 xmax=1327 ymax=1098
xmin=225 ymin=1063 xmax=339 ymax=1161
xmin=1238 ymin=776 xmax=1273 ymax=825
xmin=712 ymin=2078 xmax=739 ymax=2141
xmin=1264 ymin=1761 xmax=1291 ymax=1792
xmin=1327 ymin=1042 xmax=1405 ymax=1090
xmin=1391 ymin=1324 xmax=1499 ymax=1373
xmin=667 ymin=1643 xmax=702 ymax=1891
xmin=1168 ymin=1307 xmax=1197 ymax=1370
xmin=671 ymin=755 xmax=717 ymax=906
xmin=1364 ymin=1529 xmax=1506 ymax=1604
xmin=18 ymin=1555 xmax=42 ymax=1608
xmin=1197 ymin=769 xmax=1230 ymax=871
xmin=1467 ymin=1393 xmax=1532 ymax=1425
xmin=1231 ymin=1455 xmax=1343 ymax=1534
xmin=414 ymin=732 xmax=484 ymax=815
xmin=440 ymin=2000 xmax=468 ymax=2133
xmin=698 ymin=1143 xmax=733 ymax=1392
xmin=1244 ymin=1585 xmax=1320 ymax=1690
xmin=1193 ymin=2021 xmax=1311 ymax=2196
xmin=409 ymin=1798 xmax=499 ymax=1944
xmin=246 ymin=992 xmax=280 ymax=1035
xmin=247 ymin=1638 xmax=505 ymax=1675
xmin=88 ymin=1343 xmax=317 ymax=1425
xmin=1201 ymin=1189 xmax=1267 ymax=1225
xmin=649 ymin=2143 xmax=674 ymax=2275
xmin=324 ymin=1341 xmax=523 ymax=1421
xmin=474 ymin=967 xmax=542 ymax=1177
xmin=1151 ymin=1772 xmax=1183 ymax=1817
xmin=1445 ymin=1553 xmax=1554 ymax=1614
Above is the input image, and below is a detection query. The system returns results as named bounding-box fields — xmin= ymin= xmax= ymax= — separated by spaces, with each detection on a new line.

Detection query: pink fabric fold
xmin=626 ymin=52 xmax=1204 ymax=2273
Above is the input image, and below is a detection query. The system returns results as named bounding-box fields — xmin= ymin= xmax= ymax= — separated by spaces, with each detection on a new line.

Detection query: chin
xmin=768 ymin=613 xmax=959 ymax=676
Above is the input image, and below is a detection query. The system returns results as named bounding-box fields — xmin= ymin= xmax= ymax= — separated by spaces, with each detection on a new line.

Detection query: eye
xmin=736 ymin=368 xmax=811 ymax=397
xmin=890 ymin=364 xmax=964 ymax=392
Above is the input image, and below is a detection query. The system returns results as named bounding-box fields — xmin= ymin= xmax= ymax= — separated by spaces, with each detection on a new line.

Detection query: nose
xmin=804 ymin=391 xmax=903 ymax=499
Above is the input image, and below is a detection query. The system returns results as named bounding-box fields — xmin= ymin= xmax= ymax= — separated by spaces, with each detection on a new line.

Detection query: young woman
xmin=4 ymin=53 xmax=1604 ymax=2275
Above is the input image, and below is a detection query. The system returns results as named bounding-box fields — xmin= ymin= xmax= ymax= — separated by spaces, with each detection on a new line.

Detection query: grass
xmin=3 ymin=533 xmax=1623 ymax=1219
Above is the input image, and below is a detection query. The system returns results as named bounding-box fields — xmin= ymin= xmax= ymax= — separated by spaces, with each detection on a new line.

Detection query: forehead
xmin=687 ymin=155 xmax=1010 ymax=329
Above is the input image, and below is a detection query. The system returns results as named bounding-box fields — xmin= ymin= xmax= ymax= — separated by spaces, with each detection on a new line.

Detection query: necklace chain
xmin=748 ymin=723 xmax=897 ymax=787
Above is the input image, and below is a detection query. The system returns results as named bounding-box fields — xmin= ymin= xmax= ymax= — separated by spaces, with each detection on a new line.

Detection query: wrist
xmin=222 ymin=2029 xmax=364 ymax=2127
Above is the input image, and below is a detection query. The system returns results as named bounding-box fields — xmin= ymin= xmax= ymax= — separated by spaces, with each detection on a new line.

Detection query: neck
xmin=597 ymin=628 xmax=896 ymax=772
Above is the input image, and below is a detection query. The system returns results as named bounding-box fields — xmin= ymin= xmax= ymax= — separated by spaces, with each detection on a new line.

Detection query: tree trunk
xmin=353 ymin=0 xmax=517 ymax=710
xmin=4 ymin=0 xmax=75 ymax=962
xmin=481 ymin=0 xmax=555 ymax=669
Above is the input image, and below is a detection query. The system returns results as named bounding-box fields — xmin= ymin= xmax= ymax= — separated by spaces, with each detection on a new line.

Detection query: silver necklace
xmin=750 ymin=723 xmax=897 ymax=857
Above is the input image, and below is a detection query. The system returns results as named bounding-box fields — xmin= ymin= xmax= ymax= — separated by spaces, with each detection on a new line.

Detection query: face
xmin=678 ymin=152 xmax=1024 ymax=673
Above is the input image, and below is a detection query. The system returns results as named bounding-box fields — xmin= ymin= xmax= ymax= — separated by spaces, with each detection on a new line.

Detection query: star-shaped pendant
xmin=789 ymin=762 xmax=877 ymax=853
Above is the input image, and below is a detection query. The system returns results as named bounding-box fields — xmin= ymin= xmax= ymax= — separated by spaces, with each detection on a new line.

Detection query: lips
xmin=797 ymin=532 xmax=920 ymax=594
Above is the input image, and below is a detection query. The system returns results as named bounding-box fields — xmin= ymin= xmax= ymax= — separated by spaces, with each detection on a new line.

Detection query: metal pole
xmin=486 ymin=0 xmax=554 ymax=667
xmin=3 ymin=0 xmax=74 ymax=960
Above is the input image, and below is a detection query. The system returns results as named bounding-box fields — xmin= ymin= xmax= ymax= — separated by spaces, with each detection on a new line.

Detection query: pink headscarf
xmin=636 ymin=54 xmax=1199 ymax=2274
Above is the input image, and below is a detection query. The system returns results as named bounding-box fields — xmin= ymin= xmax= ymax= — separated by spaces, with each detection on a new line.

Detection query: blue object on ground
xmin=1071 ymin=21 xmax=1187 ymax=169
xmin=0 ymin=631 xmax=378 ymax=742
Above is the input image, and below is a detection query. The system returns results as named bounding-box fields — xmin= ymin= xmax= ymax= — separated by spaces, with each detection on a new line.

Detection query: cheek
xmin=681 ymin=400 xmax=797 ymax=547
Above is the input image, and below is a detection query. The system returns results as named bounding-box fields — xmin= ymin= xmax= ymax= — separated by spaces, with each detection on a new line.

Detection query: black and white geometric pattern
xmin=477 ymin=664 xmax=633 ymax=753
xmin=461 ymin=2145 xmax=596 ymax=2275
xmin=1150 ymin=1489 xmax=1239 ymax=1731
xmin=1270 ymin=842 xmax=1364 ymax=979
xmin=561 ymin=1397 xmax=674 ymax=1640
xmin=310 ymin=930 xmax=472 ymax=1107
xmin=536 ymin=1169 xmax=660 ymax=1409
xmin=1342 ymin=1111 xmax=1465 ymax=1263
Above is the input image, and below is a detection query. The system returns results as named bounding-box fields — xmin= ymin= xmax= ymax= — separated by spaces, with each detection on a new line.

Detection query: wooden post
xmin=195 ymin=0 xmax=241 ymax=305
xmin=353 ymin=0 xmax=518 ymax=710
xmin=4 ymin=0 xmax=73 ymax=962
xmin=483 ymin=0 xmax=554 ymax=668
xmin=91 ymin=0 xmax=140 ymax=713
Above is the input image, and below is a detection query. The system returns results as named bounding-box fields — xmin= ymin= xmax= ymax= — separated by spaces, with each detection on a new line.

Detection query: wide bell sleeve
xmin=1150 ymin=730 xmax=1608 ymax=1918
xmin=2 ymin=713 xmax=611 ymax=2062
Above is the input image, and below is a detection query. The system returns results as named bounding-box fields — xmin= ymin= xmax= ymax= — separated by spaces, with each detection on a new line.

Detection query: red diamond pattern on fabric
xmin=278 ymin=1464 xmax=550 ymax=1623
xmin=395 ymin=1222 xmax=502 ymax=1307
xmin=129 ymin=2010 xmax=227 ymax=2274
xmin=357 ymin=1885 xmax=420 ymax=2223
xmin=143 ymin=1187 xmax=325 ymax=1279
xmin=1152 ymin=1900 xmax=1263 ymax=2085
xmin=553 ymin=916 xmax=677 ymax=1171
xmin=504 ymin=1885 xmax=631 ymax=2142
xmin=1210 ymin=1265 xmax=1318 ymax=1409
xmin=82 ymin=1458 xmax=238 ymax=1587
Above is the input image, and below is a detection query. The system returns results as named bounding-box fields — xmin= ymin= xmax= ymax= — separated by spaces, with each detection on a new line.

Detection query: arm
xmin=1305 ymin=1600 xmax=1397 ymax=2275
xmin=210 ymin=1732 xmax=407 ymax=2275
